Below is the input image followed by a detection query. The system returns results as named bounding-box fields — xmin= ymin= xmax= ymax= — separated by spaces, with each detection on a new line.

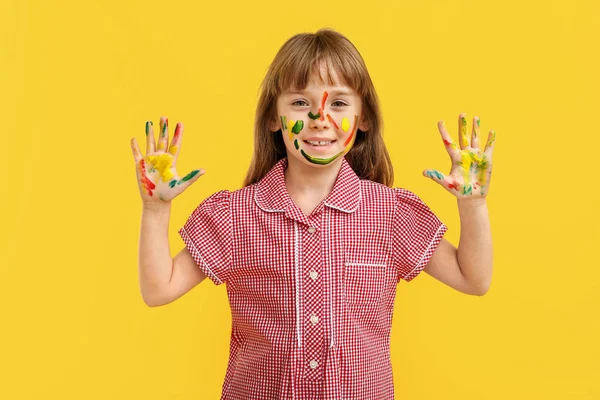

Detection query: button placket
xmin=301 ymin=217 xmax=324 ymax=380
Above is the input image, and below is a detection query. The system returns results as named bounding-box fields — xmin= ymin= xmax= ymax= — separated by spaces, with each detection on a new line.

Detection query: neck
xmin=284 ymin=156 xmax=343 ymax=202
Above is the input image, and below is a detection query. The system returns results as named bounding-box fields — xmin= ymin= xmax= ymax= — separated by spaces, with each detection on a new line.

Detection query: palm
xmin=130 ymin=117 xmax=203 ymax=203
xmin=424 ymin=113 xmax=496 ymax=198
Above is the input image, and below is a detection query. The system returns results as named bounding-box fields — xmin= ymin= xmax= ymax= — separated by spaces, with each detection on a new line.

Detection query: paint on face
xmin=280 ymin=116 xmax=288 ymax=131
xmin=147 ymin=153 xmax=175 ymax=182
xmin=318 ymin=91 xmax=328 ymax=121
xmin=341 ymin=117 xmax=350 ymax=132
xmin=139 ymin=159 xmax=156 ymax=196
xmin=294 ymin=139 xmax=299 ymax=149
xmin=300 ymin=115 xmax=359 ymax=165
xmin=326 ymin=114 xmax=339 ymax=130
xmin=308 ymin=111 xmax=320 ymax=120
xmin=285 ymin=119 xmax=304 ymax=140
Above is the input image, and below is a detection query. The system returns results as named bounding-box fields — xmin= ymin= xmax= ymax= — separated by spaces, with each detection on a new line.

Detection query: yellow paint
xmin=459 ymin=150 xmax=491 ymax=188
xmin=288 ymin=119 xmax=295 ymax=140
xmin=341 ymin=117 xmax=350 ymax=132
xmin=157 ymin=142 xmax=166 ymax=151
xmin=168 ymin=145 xmax=178 ymax=155
xmin=147 ymin=153 xmax=175 ymax=182
xmin=459 ymin=116 xmax=468 ymax=148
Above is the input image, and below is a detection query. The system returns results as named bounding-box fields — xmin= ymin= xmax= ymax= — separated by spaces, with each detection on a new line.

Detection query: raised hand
xmin=423 ymin=113 xmax=496 ymax=198
xmin=130 ymin=116 xmax=204 ymax=204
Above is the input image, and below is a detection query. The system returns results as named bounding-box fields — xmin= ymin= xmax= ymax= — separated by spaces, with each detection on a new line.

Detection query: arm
xmin=131 ymin=117 xmax=206 ymax=307
xmin=424 ymin=198 xmax=492 ymax=296
xmin=138 ymin=202 xmax=207 ymax=307
xmin=422 ymin=113 xmax=496 ymax=296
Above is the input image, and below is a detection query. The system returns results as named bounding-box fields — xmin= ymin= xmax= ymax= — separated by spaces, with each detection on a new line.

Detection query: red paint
xmin=443 ymin=139 xmax=453 ymax=147
xmin=173 ymin=123 xmax=182 ymax=145
xmin=448 ymin=181 xmax=460 ymax=191
xmin=326 ymin=114 xmax=340 ymax=129
xmin=318 ymin=91 xmax=329 ymax=121
xmin=139 ymin=160 xmax=156 ymax=196
xmin=343 ymin=115 xmax=359 ymax=147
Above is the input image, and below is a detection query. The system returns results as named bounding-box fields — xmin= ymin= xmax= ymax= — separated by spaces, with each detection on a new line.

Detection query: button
xmin=309 ymin=360 xmax=318 ymax=369
xmin=310 ymin=314 xmax=319 ymax=325
xmin=308 ymin=227 xmax=316 ymax=234
xmin=309 ymin=270 xmax=318 ymax=280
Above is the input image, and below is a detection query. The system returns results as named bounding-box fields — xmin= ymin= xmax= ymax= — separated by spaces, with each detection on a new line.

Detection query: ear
xmin=269 ymin=116 xmax=281 ymax=133
xmin=358 ymin=116 xmax=369 ymax=132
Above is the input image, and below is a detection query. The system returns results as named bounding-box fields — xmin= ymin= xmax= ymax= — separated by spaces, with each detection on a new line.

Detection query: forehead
xmin=282 ymin=61 xmax=356 ymax=96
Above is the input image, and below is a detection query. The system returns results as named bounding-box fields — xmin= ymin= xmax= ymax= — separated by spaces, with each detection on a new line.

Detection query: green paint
xmin=430 ymin=170 xmax=444 ymax=180
xmin=169 ymin=179 xmax=177 ymax=188
xmin=280 ymin=116 xmax=287 ymax=131
xmin=294 ymin=139 xmax=299 ymax=149
xmin=291 ymin=120 xmax=304 ymax=134
xmin=462 ymin=185 xmax=473 ymax=195
xmin=300 ymin=149 xmax=344 ymax=165
xmin=308 ymin=111 xmax=320 ymax=120
xmin=488 ymin=131 xmax=497 ymax=147
xmin=162 ymin=121 xmax=167 ymax=137
xmin=461 ymin=117 xmax=467 ymax=126
xmin=477 ymin=118 xmax=481 ymax=127
xmin=181 ymin=170 xmax=200 ymax=182
xmin=146 ymin=121 xmax=152 ymax=136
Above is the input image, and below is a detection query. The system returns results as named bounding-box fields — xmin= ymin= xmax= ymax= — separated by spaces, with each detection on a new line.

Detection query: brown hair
xmin=243 ymin=28 xmax=394 ymax=187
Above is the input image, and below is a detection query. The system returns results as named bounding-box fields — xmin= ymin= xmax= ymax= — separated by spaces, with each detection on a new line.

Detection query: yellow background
xmin=1 ymin=0 xmax=598 ymax=398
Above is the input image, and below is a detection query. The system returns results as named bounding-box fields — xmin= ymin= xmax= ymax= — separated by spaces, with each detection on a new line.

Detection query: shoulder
xmin=359 ymin=180 xmax=433 ymax=214
xmin=359 ymin=179 xmax=418 ymax=206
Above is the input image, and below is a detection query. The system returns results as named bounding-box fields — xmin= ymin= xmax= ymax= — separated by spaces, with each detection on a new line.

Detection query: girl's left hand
xmin=423 ymin=113 xmax=496 ymax=199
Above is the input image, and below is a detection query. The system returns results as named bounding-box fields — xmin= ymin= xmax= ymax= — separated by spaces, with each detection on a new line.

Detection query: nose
xmin=308 ymin=112 xmax=330 ymax=131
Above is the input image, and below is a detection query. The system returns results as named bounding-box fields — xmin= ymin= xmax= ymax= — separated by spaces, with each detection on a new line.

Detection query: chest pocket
xmin=343 ymin=256 xmax=387 ymax=306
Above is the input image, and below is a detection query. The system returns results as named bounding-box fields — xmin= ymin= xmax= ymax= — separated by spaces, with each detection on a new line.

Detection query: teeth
xmin=305 ymin=140 xmax=333 ymax=146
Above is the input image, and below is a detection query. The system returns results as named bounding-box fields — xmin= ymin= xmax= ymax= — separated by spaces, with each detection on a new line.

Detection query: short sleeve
xmin=178 ymin=190 xmax=232 ymax=285
xmin=392 ymin=188 xmax=448 ymax=282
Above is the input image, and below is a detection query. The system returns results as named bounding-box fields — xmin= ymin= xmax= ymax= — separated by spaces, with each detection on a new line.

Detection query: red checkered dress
xmin=179 ymin=157 xmax=447 ymax=400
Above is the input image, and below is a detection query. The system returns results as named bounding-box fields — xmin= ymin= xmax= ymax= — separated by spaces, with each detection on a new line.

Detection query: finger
xmin=483 ymin=130 xmax=497 ymax=155
xmin=145 ymin=121 xmax=155 ymax=154
xmin=131 ymin=138 xmax=143 ymax=162
xmin=157 ymin=116 xmax=169 ymax=151
xmin=472 ymin=116 xmax=480 ymax=149
xmin=458 ymin=112 xmax=469 ymax=149
xmin=438 ymin=121 xmax=459 ymax=158
xmin=169 ymin=122 xmax=183 ymax=167
xmin=422 ymin=169 xmax=447 ymax=184
xmin=171 ymin=169 xmax=205 ymax=190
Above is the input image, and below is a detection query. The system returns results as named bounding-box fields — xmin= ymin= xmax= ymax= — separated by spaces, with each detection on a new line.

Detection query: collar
xmin=254 ymin=157 xmax=361 ymax=215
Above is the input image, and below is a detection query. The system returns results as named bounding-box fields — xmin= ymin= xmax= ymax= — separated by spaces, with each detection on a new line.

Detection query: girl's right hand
xmin=130 ymin=116 xmax=204 ymax=205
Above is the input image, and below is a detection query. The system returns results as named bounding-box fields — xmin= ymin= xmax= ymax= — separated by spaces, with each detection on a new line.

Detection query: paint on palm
xmin=428 ymin=119 xmax=496 ymax=197
xmin=281 ymin=91 xmax=360 ymax=165
xmin=138 ymin=121 xmax=200 ymax=198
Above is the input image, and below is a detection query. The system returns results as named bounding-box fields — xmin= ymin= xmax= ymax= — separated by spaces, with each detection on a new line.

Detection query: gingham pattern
xmin=178 ymin=158 xmax=447 ymax=400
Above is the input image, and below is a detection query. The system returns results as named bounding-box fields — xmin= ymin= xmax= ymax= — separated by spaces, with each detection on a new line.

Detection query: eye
xmin=331 ymin=100 xmax=348 ymax=107
xmin=291 ymin=100 xmax=308 ymax=106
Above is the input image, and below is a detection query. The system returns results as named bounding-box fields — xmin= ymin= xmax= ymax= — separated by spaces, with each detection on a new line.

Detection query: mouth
xmin=302 ymin=139 xmax=337 ymax=152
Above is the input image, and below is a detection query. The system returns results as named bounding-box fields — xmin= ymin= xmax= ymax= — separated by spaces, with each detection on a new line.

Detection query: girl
xmin=131 ymin=29 xmax=495 ymax=400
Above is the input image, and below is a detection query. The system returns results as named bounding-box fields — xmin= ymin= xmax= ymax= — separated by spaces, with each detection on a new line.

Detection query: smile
xmin=304 ymin=140 xmax=336 ymax=146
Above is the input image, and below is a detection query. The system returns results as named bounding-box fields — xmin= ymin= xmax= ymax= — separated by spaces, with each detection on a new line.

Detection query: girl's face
xmin=271 ymin=70 xmax=368 ymax=168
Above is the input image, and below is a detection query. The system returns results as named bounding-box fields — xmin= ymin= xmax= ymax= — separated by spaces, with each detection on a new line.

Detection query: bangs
xmin=270 ymin=33 xmax=369 ymax=97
